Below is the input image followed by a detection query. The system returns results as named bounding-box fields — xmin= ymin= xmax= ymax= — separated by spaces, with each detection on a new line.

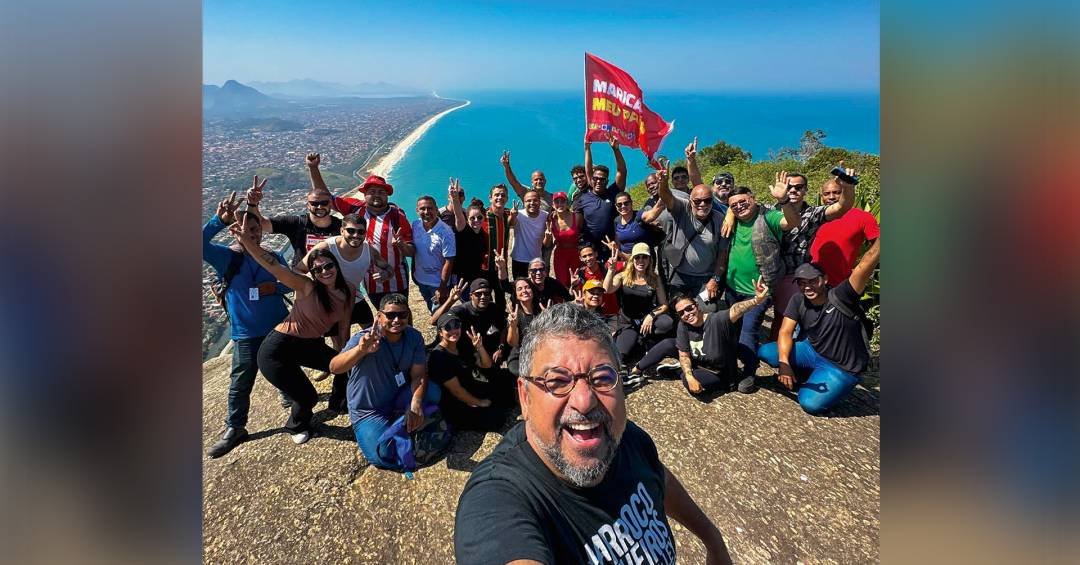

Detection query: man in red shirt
xmin=810 ymin=183 xmax=880 ymax=286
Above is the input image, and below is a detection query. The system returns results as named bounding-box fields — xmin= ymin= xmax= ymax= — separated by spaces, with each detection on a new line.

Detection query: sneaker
xmin=280 ymin=396 xmax=291 ymax=409
xmin=208 ymin=427 xmax=248 ymax=458
xmin=290 ymin=430 xmax=311 ymax=445
xmin=312 ymin=371 xmax=331 ymax=382
xmin=623 ymin=371 xmax=646 ymax=391
xmin=737 ymin=375 xmax=758 ymax=394
xmin=654 ymin=363 xmax=681 ymax=380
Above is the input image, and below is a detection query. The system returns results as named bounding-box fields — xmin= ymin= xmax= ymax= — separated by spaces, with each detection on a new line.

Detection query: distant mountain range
xmin=246 ymin=79 xmax=426 ymax=98
xmin=202 ymin=80 xmax=292 ymax=113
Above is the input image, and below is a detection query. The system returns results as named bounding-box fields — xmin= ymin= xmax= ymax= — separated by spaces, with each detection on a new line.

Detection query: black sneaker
xmin=737 ymin=375 xmax=758 ymax=394
xmin=623 ymin=371 xmax=646 ymax=391
xmin=654 ymin=363 xmax=681 ymax=380
xmin=280 ymin=396 xmax=291 ymax=409
xmin=208 ymin=427 xmax=248 ymax=458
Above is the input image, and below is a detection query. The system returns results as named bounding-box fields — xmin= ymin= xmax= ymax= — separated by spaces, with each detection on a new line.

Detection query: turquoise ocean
xmin=382 ymin=89 xmax=878 ymax=207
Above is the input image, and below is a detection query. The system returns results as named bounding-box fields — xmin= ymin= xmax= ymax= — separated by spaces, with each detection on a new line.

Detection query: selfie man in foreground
xmin=454 ymin=303 xmax=732 ymax=564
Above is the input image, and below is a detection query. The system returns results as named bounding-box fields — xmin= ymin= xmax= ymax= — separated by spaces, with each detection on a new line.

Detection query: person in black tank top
xmin=601 ymin=243 xmax=674 ymax=388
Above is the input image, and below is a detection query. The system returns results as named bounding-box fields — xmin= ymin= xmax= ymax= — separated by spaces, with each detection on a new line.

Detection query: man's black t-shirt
xmin=454 ymin=421 xmax=676 ymax=565
xmin=269 ymin=214 xmax=343 ymax=266
xmin=676 ymin=310 xmax=741 ymax=377
xmin=784 ymin=280 xmax=869 ymax=374
xmin=449 ymin=302 xmax=505 ymax=361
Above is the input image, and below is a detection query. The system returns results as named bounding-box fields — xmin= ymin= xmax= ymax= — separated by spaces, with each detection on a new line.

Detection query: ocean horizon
xmin=379 ymin=89 xmax=879 ymax=209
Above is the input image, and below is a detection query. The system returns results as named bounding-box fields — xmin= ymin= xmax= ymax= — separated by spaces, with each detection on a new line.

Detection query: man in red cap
xmin=305 ymin=153 xmax=414 ymax=305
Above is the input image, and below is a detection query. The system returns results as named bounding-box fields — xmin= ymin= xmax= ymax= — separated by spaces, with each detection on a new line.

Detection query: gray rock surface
xmin=203 ymin=287 xmax=880 ymax=563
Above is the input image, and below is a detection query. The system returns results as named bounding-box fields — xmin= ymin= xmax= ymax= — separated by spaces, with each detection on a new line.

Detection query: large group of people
xmin=203 ymin=135 xmax=880 ymax=561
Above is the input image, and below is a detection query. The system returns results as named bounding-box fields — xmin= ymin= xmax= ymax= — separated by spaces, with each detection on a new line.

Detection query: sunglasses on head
xmin=382 ymin=310 xmax=409 ymax=320
xmin=344 ymin=227 xmax=365 ymax=236
xmin=308 ymin=199 xmax=330 ymax=207
xmin=310 ymin=263 xmax=336 ymax=275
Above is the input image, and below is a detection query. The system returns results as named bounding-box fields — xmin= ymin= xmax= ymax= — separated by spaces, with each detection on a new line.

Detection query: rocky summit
xmin=203 ymin=287 xmax=880 ymax=563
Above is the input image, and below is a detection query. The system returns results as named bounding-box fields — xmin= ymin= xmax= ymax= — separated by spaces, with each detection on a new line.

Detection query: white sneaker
xmin=290 ymin=431 xmax=311 ymax=445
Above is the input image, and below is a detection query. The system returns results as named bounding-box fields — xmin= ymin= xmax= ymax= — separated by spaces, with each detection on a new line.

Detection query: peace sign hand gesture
xmin=500 ymin=150 xmax=511 ymax=167
xmin=540 ymin=299 xmax=552 ymax=311
xmin=607 ymin=133 xmax=620 ymax=150
xmin=771 ymin=171 xmax=792 ymax=201
xmin=465 ymin=327 xmax=484 ymax=350
xmin=391 ymin=228 xmax=405 ymax=250
xmin=216 ymin=191 xmax=240 ymax=224
xmin=507 ymin=304 xmax=520 ymax=325
xmin=246 ymin=175 xmax=268 ymax=206
xmin=752 ymin=275 xmax=770 ymax=302
xmin=571 ymin=287 xmax=584 ymax=305
xmin=447 ymin=279 xmax=468 ymax=303
xmin=570 ymin=269 xmax=583 ymax=289
xmin=357 ymin=324 xmax=382 ymax=356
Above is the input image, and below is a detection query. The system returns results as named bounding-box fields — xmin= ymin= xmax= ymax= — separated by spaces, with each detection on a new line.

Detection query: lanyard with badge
xmin=386 ymin=336 xmax=407 ymax=388
xmin=246 ymin=259 xmax=262 ymax=301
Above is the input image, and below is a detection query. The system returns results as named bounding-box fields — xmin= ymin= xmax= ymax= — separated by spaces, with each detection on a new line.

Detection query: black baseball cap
xmin=793 ymin=263 xmax=825 ymax=280
xmin=469 ymin=278 xmax=491 ymax=293
xmin=436 ymin=312 xmax=461 ymax=329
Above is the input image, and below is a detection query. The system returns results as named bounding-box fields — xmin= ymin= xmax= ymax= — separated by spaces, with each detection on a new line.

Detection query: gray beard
xmin=528 ymin=417 xmax=620 ymax=488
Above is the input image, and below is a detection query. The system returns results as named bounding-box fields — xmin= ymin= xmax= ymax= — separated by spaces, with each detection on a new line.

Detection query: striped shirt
xmin=362 ymin=205 xmax=413 ymax=294
xmin=482 ymin=208 xmax=510 ymax=271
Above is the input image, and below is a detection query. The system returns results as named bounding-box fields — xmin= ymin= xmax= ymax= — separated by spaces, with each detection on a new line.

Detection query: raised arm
xmin=430 ymin=280 xmax=467 ymax=326
xmin=584 ymin=140 xmax=593 ymax=177
xmin=243 ymin=175 xmax=273 ymax=233
xmin=824 ymin=162 xmax=857 ymax=220
xmin=500 ymin=150 xmax=529 ymax=200
xmin=602 ymin=258 xmax=621 ymax=293
xmin=506 ymin=305 xmax=522 ymax=348
xmin=448 ymin=178 xmax=467 ymax=231
xmin=305 ymin=152 xmax=329 ymax=193
xmin=685 ymin=137 xmax=704 ymax=187
xmin=663 ymin=466 xmax=733 ymax=564
xmin=848 ymin=238 xmax=880 ymax=295
xmin=776 ymin=316 xmax=799 ymax=390
xmin=641 ymin=169 xmax=669 ymax=223
xmin=203 ymin=192 xmax=240 ymax=267
xmin=229 ymin=214 xmax=314 ymax=295
xmin=656 ymin=158 xmax=675 ymax=209
xmin=728 ymin=276 xmax=769 ymax=322
xmin=610 ymin=135 xmax=627 ymax=190
xmin=771 ymin=171 xmax=802 ymax=232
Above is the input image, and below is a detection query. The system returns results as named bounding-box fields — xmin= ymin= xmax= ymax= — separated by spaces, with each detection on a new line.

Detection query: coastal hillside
xmin=203 ymin=285 xmax=880 ymax=563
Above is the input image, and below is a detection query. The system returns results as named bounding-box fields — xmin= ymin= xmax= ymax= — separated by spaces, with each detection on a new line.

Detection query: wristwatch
xmin=711 ymin=275 xmax=724 ymax=284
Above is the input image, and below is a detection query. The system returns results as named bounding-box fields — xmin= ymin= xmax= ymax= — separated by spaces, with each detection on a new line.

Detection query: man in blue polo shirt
xmin=203 ymin=192 xmax=291 ymax=458
xmin=574 ymin=136 xmax=626 ymax=261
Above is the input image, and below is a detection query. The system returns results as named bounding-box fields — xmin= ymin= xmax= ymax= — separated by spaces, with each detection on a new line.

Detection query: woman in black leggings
xmin=601 ymin=242 xmax=674 ymax=388
xmin=230 ymin=216 xmax=354 ymax=444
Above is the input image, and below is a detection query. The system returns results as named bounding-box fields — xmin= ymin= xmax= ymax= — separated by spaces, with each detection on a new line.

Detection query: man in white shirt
xmin=510 ymin=190 xmax=549 ymax=279
xmin=411 ymin=195 xmax=457 ymax=313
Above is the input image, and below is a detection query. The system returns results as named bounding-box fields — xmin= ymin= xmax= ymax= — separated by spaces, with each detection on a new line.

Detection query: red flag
xmin=584 ymin=53 xmax=674 ymax=168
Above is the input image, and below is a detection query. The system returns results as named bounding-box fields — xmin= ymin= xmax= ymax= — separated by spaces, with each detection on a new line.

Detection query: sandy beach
xmin=367 ymin=99 xmax=471 ymax=179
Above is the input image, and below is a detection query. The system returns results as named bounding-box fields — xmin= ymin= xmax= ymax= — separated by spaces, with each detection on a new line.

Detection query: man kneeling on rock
xmin=330 ymin=293 xmax=440 ymax=470
xmin=757 ymin=239 xmax=880 ymax=415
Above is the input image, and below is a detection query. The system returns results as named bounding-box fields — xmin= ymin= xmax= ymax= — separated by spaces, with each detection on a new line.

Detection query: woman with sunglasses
xmin=545 ymin=191 xmax=583 ymax=288
xmin=230 ymin=215 xmax=355 ymax=445
xmin=633 ymin=277 xmax=769 ymax=398
xmin=603 ymin=243 xmax=674 ymax=388
xmin=298 ymin=213 xmax=393 ymax=326
xmin=611 ymin=190 xmax=667 ymax=261
xmin=427 ymin=313 xmax=506 ymax=431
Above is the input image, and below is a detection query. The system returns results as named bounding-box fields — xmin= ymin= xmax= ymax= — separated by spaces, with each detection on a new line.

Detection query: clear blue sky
xmin=204 ymin=0 xmax=879 ymax=92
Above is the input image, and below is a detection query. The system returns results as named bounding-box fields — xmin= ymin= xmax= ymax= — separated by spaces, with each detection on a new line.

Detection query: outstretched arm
xmin=663 ymin=466 xmax=733 ymax=564
xmin=685 ymin=137 xmax=704 ymax=187
xmin=500 ymin=150 xmax=529 ymax=200
xmin=848 ymin=238 xmax=880 ymax=294
xmin=771 ymin=171 xmax=802 ymax=232
xmin=656 ymin=158 xmax=675 ymax=209
xmin=448 ymin=178 xmax=467 ymax=232
xmin=305 ymin=152 xmax=329 ymax=193
xmin=230 ymin=215 xmax=314 ymax=295
xmin=824 ymin=163 xmax=857 ymax=220
xmin=584 ymin=140 xmax=593 ymax=177
xmin=728 ymin=276 xmax=769 ymax=323
xmin=610 ymin=136 xmax=627 ymax=190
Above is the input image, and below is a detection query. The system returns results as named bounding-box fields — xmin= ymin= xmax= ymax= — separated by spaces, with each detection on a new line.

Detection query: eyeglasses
xmin=472 ymin=290 xmax=490 ymax=298
xmin=691 ymin=197 xmax=712 ymax=206
xmin=310 ymin=263 xmax=337 ymax=275
xmin=676 ymin=302 xmax=698 ymax=316
xmin=714 ymin=179 xmax=733 ymax=186
xmin=382 ymin=310 xmax=409 ymax=320
xmin=522 ymin=364 xmax=620 ymax=397
xmin=786 ymin=184 xmax=808 ymax=191
xmin=344 ymin=227 xmax=365 ymax=236
xmin=529 ymin=267 xmax=546 ymax=273
xmin=585 ymin=288 xmax=605 ymax=295
xmin=615 ymin=201 xmax=632 ymax=208
xmin=441 ymin=320 xmax=462 ymax=331
xmin=729 ymin=200 xmax=751 ymax=210
xmin=308 ymin=200 xmax=330 ymax=207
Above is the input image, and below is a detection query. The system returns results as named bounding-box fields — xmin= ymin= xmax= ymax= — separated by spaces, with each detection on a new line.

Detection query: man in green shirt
xmin=721 ymin=174 xmax=800 ymax=392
